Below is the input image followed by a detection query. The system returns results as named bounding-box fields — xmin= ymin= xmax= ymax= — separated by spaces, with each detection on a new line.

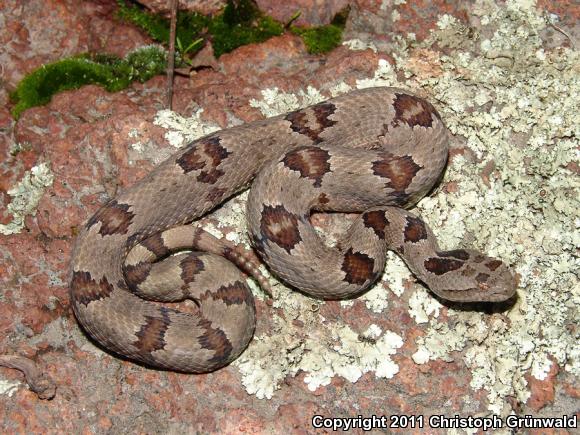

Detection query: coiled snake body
xmin=70 ymin=87 xmax=516 ymax=373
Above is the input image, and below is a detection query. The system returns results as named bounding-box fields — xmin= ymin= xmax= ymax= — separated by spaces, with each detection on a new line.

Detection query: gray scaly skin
xmin=70 ymin=87 xmax=516 ymax=373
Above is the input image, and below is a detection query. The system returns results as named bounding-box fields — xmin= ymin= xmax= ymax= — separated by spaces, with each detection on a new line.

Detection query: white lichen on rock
xmin=355 ymin=58 xmax=398 ymax=89
xmin=154 ymin=108 xmax=220 ymax=148
xmin=0 ymin=163 xmax=54 ymax=235
xmin=0 ymin=379 xmax=20 ymax=397
xmin=235 ymin=306 xmax=403 ymax=398
xmin=342 ymin=38 xmax=378 ymax=53
xmin=393 ymin=0 xmax=579 ymax=414
xmin=408 ymin=287 xmax=442 ymax=324
xmin=249 ymin=86 xmax=324 ymax=116
xmin=203 ymin=191 xmax=251 ymax=246
xmin=302 ymin=324 xmax=403 ymax=390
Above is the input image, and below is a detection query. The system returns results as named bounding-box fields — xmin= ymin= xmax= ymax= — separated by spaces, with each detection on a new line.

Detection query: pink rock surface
xmin=0 ymin=0 xmax=577 ymax=433
xmin=256 ymin=0 xmax=350 ymax=26
xmin=136 ymin=0 xmax=227 ymax=16
xmin=1 ymin=0 xmax=150 ymax=87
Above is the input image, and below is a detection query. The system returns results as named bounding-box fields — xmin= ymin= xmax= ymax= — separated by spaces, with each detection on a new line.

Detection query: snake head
xmin=465 ymin=256 xmax=518 ymax=303
xmin=423 ymin=249 xmax=518 ymax=303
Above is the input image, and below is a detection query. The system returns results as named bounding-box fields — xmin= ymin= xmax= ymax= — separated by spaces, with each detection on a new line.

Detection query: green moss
xmin=116 ymin=0 xmax=347 ymax=58
xmin=290 ymin=7 xmax=349 ymax=54
xmin=10 ymin=46 xmax=166 ymax=119
xmin=116 ymin=0 xmax=208 ymax=56
xmin=210 ymin=0 xmax=284 ymax=57
xmin=209 ymin=14 xmax=283 ymax=57
xmin=290 ymin=24 xmax=343 ymax=54
xmin=116 ymin=0 xmax=283 ymax=58
xmin=117 ymin=0 xmax=173 ymax=42
xmin=124 ymin=45 xmax=169 ymax=82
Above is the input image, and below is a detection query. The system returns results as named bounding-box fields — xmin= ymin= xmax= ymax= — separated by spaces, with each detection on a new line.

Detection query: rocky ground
xmin=0 ymin=0 xmax=578 ymax=433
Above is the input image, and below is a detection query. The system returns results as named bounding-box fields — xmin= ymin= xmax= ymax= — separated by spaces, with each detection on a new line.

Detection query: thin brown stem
xmin=166 ymin=0 xmax=178 ymax=109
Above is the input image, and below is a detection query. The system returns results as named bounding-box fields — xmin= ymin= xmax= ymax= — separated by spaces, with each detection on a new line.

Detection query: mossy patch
xmin=117 ymin=0 xmax=284 ymax=58
xmin=117 ymin=0 xmax=208 ymax=56
xmin=10 ymin=46 xmax=166 ymax=119
xmin=117 ymin=0 xmax=347 ymax=58
xmin=289 ymin=7 xmax=348 ymax=54
xmin=209 ymin=9 xmax=283 ymax=57
xmin=290 ymin=24 xmax=343 ymax=54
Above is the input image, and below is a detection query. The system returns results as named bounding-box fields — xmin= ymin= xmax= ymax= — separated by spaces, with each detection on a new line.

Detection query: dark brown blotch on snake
xmin=439 ymin=249 xmax=470 ymax=261
xmin=372 ymin=152 xmax=423 ymax=191
xmin=259 ymin=204 xmax=302 ymax=253
xmin=341 ymin=248 xmax=376 ymax=286
xmin=362 ymin=210 xmax=389 ymax=239
xmin=176 ymin=136 xmax=231 ymax=184
xmin=141 ymin=233 xmax=171 ymax=257
xmin=485 ymin=259 xmax=503 ymax=271
xmin=281 ymin=146 xmax=331 ymax=187
xmin=70 ymin=271 xmax=114 ymax=306
xmin=180 ymin=253 xmax=206 ymax=284
xmin=124 ymin=262 xmax=152 ymax=287
xmin=86 ymin=199 xmax=135 ymax=236
xmin=199 ymin=282 xmax=253 ymax=306
xmin=392 ymin=92 xmax=440 ymax=128
xmin=134 ymin=308 xmax=171 ymax=356
xmin=403 ymin=215 xmax=429 ymax=243
xmin=285 ymin=101 xmax=338 ymax=143
xmin=423 ymin=257 xmax=464 ymax=275
xmin=196 ymin=318 xmax=234 ymax=367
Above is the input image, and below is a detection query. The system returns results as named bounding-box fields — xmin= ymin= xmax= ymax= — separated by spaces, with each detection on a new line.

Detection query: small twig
xmin=285 ymin=10 xmax=302 ymax=29
xmin=166 ymin=0 xmax=178 ymax=109
xmin=549 ymin=23 xmax=575 ymax=49
xmin=0 ymin=355 xmax=56 ymax=400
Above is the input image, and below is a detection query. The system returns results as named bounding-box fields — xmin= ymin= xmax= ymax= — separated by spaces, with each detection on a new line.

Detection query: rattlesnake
xmin=70 ymin=87 xmax=516 ymax=373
